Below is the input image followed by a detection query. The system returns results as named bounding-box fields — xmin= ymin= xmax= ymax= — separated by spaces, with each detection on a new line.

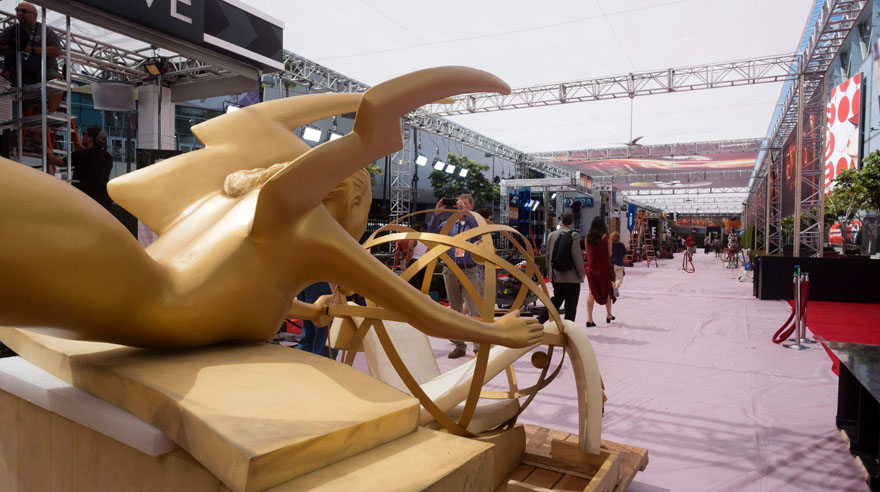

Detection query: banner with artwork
xmin=552 ymin=152 xmax=757 ymax=191
xmin=829 ymin=220 xmax=862 ymax=245
xmin=825 ymin=73 xmax=862 ymax=192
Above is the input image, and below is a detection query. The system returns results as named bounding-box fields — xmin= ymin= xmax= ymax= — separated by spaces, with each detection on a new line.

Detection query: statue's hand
xmin=313 ymin=295 xmax=335 ymax=327
xmin=493 ymin=309 xmax=544 ymax=348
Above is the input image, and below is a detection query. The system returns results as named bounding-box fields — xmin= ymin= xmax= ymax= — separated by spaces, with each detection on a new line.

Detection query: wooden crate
xmin=496 ymin=425 xmax=648 ymax=492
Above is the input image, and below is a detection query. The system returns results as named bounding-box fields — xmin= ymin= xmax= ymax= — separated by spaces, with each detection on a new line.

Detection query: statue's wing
xmin=251 ymin=66 xmax=511 ymax=237
xmin=107 ymin=93 xmax=362 ymax=235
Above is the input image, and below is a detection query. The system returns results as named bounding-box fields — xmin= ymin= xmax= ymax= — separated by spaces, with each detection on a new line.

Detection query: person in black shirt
xmin=71 ymin=127 xmax=113 ymax=210
xmin=609 ymin=231 xmax=626 ymax=298
xmin=0 ymin=2 xmax=64 ymax=108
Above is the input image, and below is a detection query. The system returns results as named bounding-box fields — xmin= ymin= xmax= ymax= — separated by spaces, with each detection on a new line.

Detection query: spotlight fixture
xmin=444 ymin=164 xmax=456 ymax=174
xmin=531 ymin=199 xmax=540 ymax=211
xmin=433 ymin=160 xmax=446 ymax=171
xmin=415 ymin=154 xmax=428 ymax=166
xmin=550 ymin=192 xmax=557 ymax=200
xmin=328 ymin=131 xmax=344 ymax=141
xmin=302 ymin=126 xmax=322 ymax=143
xmin=459 ymin=168 xmax=468 ymax=177
xmin=144 ymin=58 xmax=166 ymax=76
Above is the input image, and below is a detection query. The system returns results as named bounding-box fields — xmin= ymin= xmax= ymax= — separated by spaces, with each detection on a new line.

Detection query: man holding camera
xmin=429 ymin=193 xmax=481 ymax=359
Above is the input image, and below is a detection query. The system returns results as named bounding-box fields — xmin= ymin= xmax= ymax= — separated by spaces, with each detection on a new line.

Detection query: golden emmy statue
xmin=0 ymin=66 xmax=541 ymax=350
xmin=0 ymin=66 xmax=643 ymax=492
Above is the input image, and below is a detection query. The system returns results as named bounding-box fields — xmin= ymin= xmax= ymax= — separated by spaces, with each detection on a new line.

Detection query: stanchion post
xmin=784 ymin=267 xmax=807 ymax=350
xmin=800 ymin=273 xmax=817 ymax=344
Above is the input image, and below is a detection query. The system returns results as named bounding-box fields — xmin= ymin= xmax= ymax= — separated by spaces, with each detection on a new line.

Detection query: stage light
xmin=415 ymin=154 xmax=428 ymax=166
xmin=445 ymin=164 xmax=456 ymax=174
xmin=328 ymin=131 xmax=344 ymax=141
xmin=144 ymin=58 xmax=165 ymax=76
xmin=302 ymin=127 xmax=322 ymax=143
xmin=531 ymin=199 xmax=540 ymax=211
xmin=433 ymin=160 xmax=446 ymax=171
xmin=459 ymin=168 xmax=468 ymax=177
xmin=550 ymin=193 xmax=557 ymax=200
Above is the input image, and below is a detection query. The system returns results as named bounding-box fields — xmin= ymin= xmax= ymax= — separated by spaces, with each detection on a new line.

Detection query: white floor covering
xmin=421 ymin=251 xmax=866 ymax=491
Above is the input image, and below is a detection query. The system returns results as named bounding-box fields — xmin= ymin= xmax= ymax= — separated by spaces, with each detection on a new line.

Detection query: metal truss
xmin=625 ymin=200 xmax=743 ymax=214
xmin=281 ymin=51 xmax=370 ymax=93
xmin=532 ymin=139 xmax=766 ymax=161
xmin=424 ymin=54 xmax=799 ymax=116
xmin=801 ymin=0 xmax=868 ymax=75
xmin=626 ymin=196 xmax=746 ymax=204
xmin=762 ymin=0 xmax=867 ymax=164
xmin=593 ymin=169 xmax=753 ymax=186
xmin=620 ymin=186 xmax=748 ymax=196
xmin=389 ymin=124 xmax=413 ymax=221
xmin=745 ymin=0 xmax=866 ymax=256
xmin=793 ymin=75 xmax=827 ymax=256
xmin=767 ymin=150 xmax=784 ymax=254
xmin=751 ymin=175 xmax=766 ymax=251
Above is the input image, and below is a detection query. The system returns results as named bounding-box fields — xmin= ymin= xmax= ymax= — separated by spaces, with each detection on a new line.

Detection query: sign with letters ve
xmin=74 ymin=0 xmax=283 ymax=69
xmin=79 ymin=0 xmax=205 ymax=43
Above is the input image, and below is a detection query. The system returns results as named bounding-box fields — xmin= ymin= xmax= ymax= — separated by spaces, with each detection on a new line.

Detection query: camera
xmin=442 ymin=197 xmax=457 ymax=209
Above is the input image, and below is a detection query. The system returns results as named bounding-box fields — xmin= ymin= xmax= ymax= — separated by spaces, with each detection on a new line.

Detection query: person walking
xmin=539 ymin=211 xmax=584 ymax=323
xmin=609 ymin=231 xmax=626 ymax=298
xmin=585 ymin=217 xmax=616 ymax=327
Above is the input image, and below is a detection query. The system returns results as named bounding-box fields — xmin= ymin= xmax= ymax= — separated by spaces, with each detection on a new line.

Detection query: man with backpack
xmin=538 ymin=211 xmax=585 ymax=323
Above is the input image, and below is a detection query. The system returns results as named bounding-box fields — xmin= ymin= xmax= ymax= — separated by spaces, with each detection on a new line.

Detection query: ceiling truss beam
xmin=424 ymin=54 xmax=799 ymax=116
xmin=532 ymin=138 xmax=765 ymax=161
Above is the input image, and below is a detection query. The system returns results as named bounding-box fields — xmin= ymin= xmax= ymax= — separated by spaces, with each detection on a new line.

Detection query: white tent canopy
xmin=245 ymin=0 xmax=815 ymax=214
xmin=250 ymin=0 xmax=812 ymax=152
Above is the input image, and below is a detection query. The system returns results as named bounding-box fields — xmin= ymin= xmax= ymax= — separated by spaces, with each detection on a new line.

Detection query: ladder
xmin=625 ymin=210 xmax=658 ymax=267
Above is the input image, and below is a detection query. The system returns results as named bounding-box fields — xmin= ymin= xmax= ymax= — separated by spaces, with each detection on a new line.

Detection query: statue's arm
xmin=320 ymin=231 xmax=543 ymax=348
xmin=251 ymin=67 xmax=510 ymax=238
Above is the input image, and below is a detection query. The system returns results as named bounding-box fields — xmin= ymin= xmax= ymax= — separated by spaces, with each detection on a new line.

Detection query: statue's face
xmin=323 ymin=180 xmax=371 ymax=240
xmin=346 ymin=185 xmax=371 ymax=239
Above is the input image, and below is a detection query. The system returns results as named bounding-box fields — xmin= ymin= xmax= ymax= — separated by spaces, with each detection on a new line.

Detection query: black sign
xmin=204 ymin=0 xmax=283 ymax=65
xmin=79 ymin=0 xmax=205 ymax=44
xmin=75 ymin=0 xmax=282 ymax=68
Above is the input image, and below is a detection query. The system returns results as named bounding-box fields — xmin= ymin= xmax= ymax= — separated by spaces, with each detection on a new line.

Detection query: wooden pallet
xmin=496 ymin=425 xmax=649 ymax=492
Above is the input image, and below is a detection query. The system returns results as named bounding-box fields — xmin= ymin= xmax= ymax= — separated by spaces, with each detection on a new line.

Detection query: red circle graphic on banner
xmin=839 ymin=96 xmax=850 ymax=123
xmin=838 ymin=156 xmax=850 ymax=174
xmin=852 ymin=88 xmax=860 ymax=117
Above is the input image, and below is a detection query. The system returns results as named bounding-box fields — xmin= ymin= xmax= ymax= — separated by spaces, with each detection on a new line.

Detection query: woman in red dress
xmin=585 ymin=217 xmax=616 ymax=327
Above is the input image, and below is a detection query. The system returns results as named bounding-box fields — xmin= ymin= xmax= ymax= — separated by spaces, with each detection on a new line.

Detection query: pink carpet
xmin=416 ymin=251 xmax=863 ymax=491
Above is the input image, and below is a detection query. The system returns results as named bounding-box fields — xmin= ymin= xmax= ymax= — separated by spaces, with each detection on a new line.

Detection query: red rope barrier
xmin=772 ymin=278 xmax=810 ymax=344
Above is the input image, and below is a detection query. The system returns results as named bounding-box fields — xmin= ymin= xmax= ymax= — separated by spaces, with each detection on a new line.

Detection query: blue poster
xmin=627 ymin=204 xmax=637 ymax=232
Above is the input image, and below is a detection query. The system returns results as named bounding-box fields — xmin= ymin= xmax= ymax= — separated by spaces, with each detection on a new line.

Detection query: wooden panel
xmin=50 ymin=412 xmax=76 ymax=492
xmin=0 ymin=389 xmax=20 ymax=492
xmin=19 ymin=399 xmax=52 ymax=491
xmin=555 ymin=474 xmax=591 ymax=491
xmin=523 ymin=467 xmax=562 ymax=488
xmin=477 ymin=425 xmax=526 ymax=491
xmin=3 ymin=389 xmax=230 ymax=492
xmin=269 ymin=427 xmax=493 ymax=492
xmin=510 ymin=464 xmax=536 ymax=482
xmin=0 ymin=328 xmax=420 ymax=492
